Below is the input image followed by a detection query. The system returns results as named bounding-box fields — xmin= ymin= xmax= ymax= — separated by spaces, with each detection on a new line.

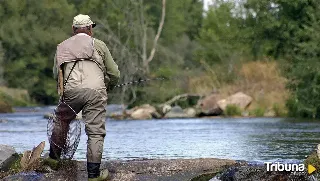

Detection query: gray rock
xmin=0 ymin=145 xmax=17 ymax=172
xmin=159 ymin=104 xmax=172 ymax=115
xmin=184 ymin=108 xmax=197 ymax=117
xmin=3 ymin=171 xmax=45 ymax=181
xmin=197 ymin=93 xmax=223 ymax=116
xmin=129 ymin=104 xmax=158 ymax=120
xmin=0 ymin=119 xmax=8 ymax=123
xmin=164 ymin=106 xmax=190 ymax=118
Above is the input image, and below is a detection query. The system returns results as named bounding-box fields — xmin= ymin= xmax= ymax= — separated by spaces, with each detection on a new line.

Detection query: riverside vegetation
xmin=0 ymin=0 xmax=319 ymax=119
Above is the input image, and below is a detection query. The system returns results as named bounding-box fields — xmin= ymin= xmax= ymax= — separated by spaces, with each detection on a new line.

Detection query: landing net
xmin=47 ymin=101 xmax=81 ymax=159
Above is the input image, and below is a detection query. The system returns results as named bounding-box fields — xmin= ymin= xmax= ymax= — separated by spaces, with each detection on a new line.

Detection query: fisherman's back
xmin=61 ymin=35 xmax=107 ymax=91
xmin=49 ymin=14 xmax=120 ymax=180
xmin=53 ymin=34 xmax=120 ymax=92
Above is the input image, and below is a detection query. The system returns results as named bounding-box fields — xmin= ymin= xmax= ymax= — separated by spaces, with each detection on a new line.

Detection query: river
xmin=1 ymin=106 xmax=320 ymax=163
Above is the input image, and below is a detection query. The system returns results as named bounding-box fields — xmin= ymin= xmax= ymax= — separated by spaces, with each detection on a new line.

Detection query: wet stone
xmin=0 ymin=145 xmax=16 ymax=172
xmin=2 ymin=171 xmax=45 ymax=181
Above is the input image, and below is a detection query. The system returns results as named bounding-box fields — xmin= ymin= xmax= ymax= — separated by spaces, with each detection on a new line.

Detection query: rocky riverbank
xmin=42 ymin=91 xmax=285 ymax=120
xmin=1 ymin=143 xmax=320 ymax=181
xmin=0 ymin=143 xmax=236 ymax=181
xmin=115 ymin=91 xmax=286 ymax=120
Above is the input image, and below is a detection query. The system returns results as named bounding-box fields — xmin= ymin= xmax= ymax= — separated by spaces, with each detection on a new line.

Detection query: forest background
xmin=0 ymin=0 xmax=319 ymax=118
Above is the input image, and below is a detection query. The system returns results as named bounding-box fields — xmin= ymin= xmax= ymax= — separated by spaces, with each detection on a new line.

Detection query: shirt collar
xmin=76 ymin=33 xmax=90 ymax=36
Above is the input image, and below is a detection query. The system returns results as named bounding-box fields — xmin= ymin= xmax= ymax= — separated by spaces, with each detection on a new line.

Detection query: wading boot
xmin=87 ymin=162 xmax=109 ymax=181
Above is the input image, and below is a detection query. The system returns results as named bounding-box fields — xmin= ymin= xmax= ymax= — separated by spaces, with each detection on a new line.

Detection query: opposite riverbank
xmin=0 ymin=62 xmax=290 ymax=120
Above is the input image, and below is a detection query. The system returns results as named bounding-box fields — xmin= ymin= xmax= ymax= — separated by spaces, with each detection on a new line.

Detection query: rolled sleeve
xmin=104 ymin=47 xmax=120 ymax=89
xmin=94 ymin=39 xmax=120 ymax=90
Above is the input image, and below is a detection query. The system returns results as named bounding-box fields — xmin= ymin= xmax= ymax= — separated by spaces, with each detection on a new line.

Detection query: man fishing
xmin=49 ymin=14 xmax=120 ymax=180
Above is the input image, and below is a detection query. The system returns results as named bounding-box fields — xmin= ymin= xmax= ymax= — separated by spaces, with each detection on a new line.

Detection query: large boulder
xmin=217 ymin=92 xmax=252 ymax=111
xmin=197 ymin=93 xmax=223 ymax=116
xmin=0 ymin=145 xmax=17 ymax=172
xmin=164 ymin=106 xmax=191 ymax=118
xmin=128 ymin=104 xmax=161 ymax=120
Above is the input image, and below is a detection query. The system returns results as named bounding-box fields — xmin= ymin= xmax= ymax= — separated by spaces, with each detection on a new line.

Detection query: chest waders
xmin=48 ymin=61 xmax=81 ymax=160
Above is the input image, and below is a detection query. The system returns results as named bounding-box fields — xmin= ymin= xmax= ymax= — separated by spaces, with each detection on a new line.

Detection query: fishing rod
xmin=113 ymin=77 xmax=168 ymax=88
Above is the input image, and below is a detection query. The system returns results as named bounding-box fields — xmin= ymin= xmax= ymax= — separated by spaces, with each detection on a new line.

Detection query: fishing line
xmin=113 ymin=77 xmax=168 ymax=88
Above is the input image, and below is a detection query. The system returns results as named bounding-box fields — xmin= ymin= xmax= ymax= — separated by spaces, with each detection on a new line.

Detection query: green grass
xmin=249 ymin=107 xmax=265 ymax=117
xmin=272 ymin=103 xmax=287 ymax=117
xmin=224 ymin=104 xmax=242 ymax=116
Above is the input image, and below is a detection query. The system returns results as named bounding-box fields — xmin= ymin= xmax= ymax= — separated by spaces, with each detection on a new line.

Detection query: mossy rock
xmin=0 ymin=101 xmax=13 ymax=113
xmin=0 ymin=154 xmax=22 ymax=179
xmin=304 ymin=152 xmax=320 ymax=173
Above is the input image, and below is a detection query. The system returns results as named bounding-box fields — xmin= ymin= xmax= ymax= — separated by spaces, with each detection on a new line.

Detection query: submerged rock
xmin=0 ymin=119 xmax=8 ymax=123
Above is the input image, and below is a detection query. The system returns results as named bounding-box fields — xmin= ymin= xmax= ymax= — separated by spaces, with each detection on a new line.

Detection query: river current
xmin=1 ymin=106 xmax=320 ymax=163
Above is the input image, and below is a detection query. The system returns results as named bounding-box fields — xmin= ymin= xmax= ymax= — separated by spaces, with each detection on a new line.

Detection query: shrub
xmin=286 ymin=96 xmax=316 ymax=118
xmin=304 ymin=152 xmax=320 ymax=175
xmin=0 ymin=101 xmax=13 ymax=113
xmin=224 ymin=104 xmax=242 ymax=116
xmin=272 ymin=103 xmax=287 ymax=117
xmin=250 ymin=107 xmax=265 ymax=117
xmin=0 ymin=89 xmax=32 ymax=107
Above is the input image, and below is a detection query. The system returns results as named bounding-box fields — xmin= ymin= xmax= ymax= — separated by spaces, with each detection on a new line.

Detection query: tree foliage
xmin=0 ymin=0 xmax=75 ymax=104
xmin=0 ymin=0 xmax=319 ymax=118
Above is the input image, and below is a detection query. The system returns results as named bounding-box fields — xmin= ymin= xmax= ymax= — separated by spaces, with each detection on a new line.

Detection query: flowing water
xmin=1 ymin=106 xmax=320 ymax=163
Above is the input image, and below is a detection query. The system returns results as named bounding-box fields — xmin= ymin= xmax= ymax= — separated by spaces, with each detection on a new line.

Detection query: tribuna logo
xmin=265 ymin=162 xmax=305 ymax=172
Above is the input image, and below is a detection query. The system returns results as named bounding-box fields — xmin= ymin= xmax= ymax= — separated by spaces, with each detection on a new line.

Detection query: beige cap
xmin=72 ymin=14 xmax=96 ymax=28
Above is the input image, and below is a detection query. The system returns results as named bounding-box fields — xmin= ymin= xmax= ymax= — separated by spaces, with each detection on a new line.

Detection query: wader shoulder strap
xmin=60 ymin=61 xmax=78 ymax=100
xmin=63 ymin=61 xmax=78 ymax=87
